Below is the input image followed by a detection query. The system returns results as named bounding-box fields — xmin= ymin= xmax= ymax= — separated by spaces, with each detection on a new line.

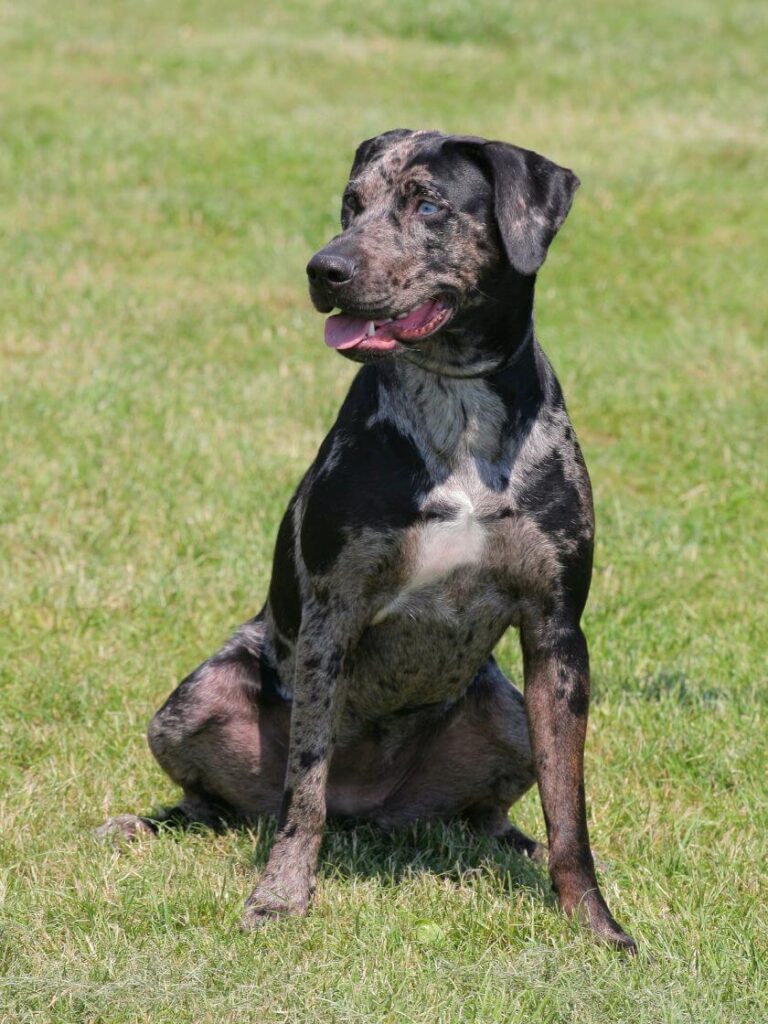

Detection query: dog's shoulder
xmin=298 ymin=366 xmax=431 ymax=577
xmin=502 ymin=354 xmax=594 ymax=616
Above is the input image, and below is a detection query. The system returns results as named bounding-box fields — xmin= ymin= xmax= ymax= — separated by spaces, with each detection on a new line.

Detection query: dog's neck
xmin=401 ymin=270 xmax=536 ymax=380
xmin=379 ymin=279 xmax=547 ymax=473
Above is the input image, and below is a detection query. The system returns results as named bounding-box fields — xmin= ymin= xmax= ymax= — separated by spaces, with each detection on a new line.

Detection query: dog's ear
xmin=349 ymin=129 xmax=415 ymax=179
xmin=447 ymin=137 xmax=580 ymax=276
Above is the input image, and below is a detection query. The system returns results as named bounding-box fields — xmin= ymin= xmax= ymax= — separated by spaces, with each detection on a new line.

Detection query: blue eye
xmin=417 ymin=200 xmax=440 ymax=216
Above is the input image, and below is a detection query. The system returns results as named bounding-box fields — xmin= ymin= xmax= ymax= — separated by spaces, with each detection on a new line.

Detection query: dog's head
xmin=307 ymin=129 xmax=579 ymax=370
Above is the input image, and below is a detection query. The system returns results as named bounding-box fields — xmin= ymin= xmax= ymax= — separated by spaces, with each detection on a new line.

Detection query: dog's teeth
xmin=395 ymin=312 xmax=409 ymax=320
xmin=366 ymin=321 xmax=376 ymax=337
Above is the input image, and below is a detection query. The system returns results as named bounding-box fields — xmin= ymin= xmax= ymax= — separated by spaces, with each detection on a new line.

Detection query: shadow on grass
xmin=591 ymin=668 xmax=733 ymax=708
xmin=321 ymin=817 xmax=553 ymax=903
xmin=150 ymin=810 xmax=553 ymax=905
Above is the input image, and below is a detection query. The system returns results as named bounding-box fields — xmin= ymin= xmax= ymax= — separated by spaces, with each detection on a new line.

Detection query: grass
xmin=1 ymin=0 xmax=766 ymax=1020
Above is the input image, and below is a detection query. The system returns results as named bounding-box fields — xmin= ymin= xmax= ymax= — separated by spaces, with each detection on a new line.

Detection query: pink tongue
xmin=324 ymin=314 xmax=371 ymax=350
xmin=324 ymin=300 xmax=438 ymax=350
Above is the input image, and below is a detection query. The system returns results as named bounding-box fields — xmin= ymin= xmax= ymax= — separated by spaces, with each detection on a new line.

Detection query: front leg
xmin=521 ymin=616 xmax=636 ymax=952
xmin=241 ymin=604 xmax=345 ymax=929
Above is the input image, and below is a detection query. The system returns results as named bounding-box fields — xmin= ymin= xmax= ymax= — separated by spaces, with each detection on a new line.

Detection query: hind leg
xmin=97 ymin=621 xmax=291 ymax=842
xmin=374 ymin=657 xmax=546 ymax=860
xmin=95 ymin=798 xmax=232 ymax=843
xmin=466 ymin=807 xmax=547 ymax=863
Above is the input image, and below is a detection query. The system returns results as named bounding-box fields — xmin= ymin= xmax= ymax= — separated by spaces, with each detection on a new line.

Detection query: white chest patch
xmin=410 ymin=491 xmax=486 ymax=589
xmin=371 ymin=486 xmax=487 ymax=625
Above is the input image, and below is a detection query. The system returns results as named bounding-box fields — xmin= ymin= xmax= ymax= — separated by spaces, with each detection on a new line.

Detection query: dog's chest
xmin=351 ymin=473 xmax=523 ymax=713
xmin=371 ymin=475 xmax=504 ymax=626
xmin=410 ymin=488 xmax=486 ymax=585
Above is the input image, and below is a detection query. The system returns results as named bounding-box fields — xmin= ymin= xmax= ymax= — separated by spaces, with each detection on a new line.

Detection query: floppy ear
xmin=349 ymin=128 xmax=415 ymax=179
xmin=449 ymin=137 xmax=580 ymax=275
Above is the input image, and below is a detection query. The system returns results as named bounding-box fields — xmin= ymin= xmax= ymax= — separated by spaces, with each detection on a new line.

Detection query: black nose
xmin=306 ymin=251 xmax=356 ymax=288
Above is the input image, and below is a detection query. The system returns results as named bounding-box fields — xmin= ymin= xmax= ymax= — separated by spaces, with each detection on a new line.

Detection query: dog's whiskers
xmin=468 ymin=285 xmax=500 ymax=304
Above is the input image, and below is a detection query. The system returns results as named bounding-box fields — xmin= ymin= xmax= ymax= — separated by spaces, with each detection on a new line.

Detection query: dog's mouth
xmin=324 ymin=297 xmax=454 ymax=353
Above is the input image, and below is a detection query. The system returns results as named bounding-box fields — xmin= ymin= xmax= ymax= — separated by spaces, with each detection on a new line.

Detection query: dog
xmin=99 ymin=129 xmax=636 ymax=952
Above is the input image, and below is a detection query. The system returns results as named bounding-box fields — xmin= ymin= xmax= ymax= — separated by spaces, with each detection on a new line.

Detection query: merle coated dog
xmin=100 ymin=129 xmax=636 ymax=951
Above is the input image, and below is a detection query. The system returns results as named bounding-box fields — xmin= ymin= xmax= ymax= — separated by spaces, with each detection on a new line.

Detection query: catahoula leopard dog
xmin=100 ymin=129 xmax=636 ymax=951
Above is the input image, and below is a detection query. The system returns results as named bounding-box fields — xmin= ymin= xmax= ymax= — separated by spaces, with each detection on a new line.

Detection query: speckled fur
xmin=100 ymin=131 xmax=636 ymax=952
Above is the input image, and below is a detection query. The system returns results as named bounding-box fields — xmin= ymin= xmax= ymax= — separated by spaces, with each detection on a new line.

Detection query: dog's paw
xmin=526 ymin=840 xmax=549 ymax=865
xmin=563 ymin=891 xmax=638 ymax=955
xmin=591 ymin=916 xmax=638 ymax=955
xmin=239 ymin=886 xmax=307 ymax=931
xmin=499 ymin=825 xmax=548 ymax=865
xmin=95 ymin=814 xmax=157 ymax=844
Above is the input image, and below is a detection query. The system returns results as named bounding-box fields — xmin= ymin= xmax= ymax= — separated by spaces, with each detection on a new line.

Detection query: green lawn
xmin=1 ymin=1 xmax=766 ymax=1021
